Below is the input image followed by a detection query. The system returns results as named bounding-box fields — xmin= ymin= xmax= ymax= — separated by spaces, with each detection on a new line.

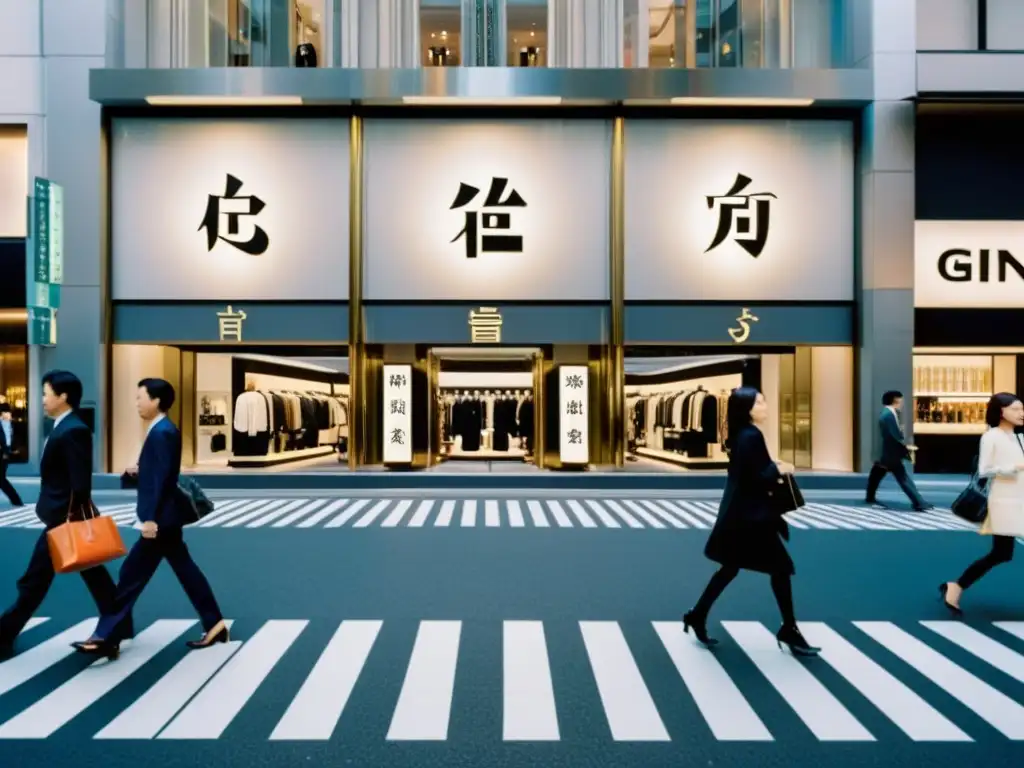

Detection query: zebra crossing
xmin=0 ymin=498 xmax=970 ymax=532
xmin=0 ymin=615 xmax=1023 ymax=742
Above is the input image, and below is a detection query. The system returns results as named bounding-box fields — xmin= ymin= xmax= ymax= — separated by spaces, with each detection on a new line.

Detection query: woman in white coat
xmin=940 ymin=392 xmax=1024 ymax=613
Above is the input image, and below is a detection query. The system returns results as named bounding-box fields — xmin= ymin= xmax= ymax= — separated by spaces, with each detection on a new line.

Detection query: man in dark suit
xmin=0 ymin=403 xmax=24 ymax=507
xmin=865 ymin=390 xmax=932 ymax=511
xmin=74 ymin=379 xmax=226 ymax=657
xmin=0 ymin=370 xmax=131 ymax=658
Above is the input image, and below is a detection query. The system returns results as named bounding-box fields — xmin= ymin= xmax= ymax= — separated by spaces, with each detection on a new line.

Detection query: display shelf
xmin=913 ymin=423 xmax=986 ymax=435
xmin=636 ymin=447 xmax=729 ymax=470
xmin=914 ymin=392 xmax=990 ymax=399
xmin=227 ymin=445 xmax=335 ymax=468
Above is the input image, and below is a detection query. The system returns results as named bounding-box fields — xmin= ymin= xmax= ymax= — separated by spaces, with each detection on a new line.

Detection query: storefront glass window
xmin=421 ymin=0 xmax=462 ymax=66
xmin=639 ymin=0 xmax=840 ymax=69
xmin=111 ymin=345 xmax=350 ymax=473
xmin=0 ymin=345 xmax=28 ymax=463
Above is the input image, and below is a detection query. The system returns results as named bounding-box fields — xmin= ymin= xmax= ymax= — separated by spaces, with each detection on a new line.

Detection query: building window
xmin=421 ymin=1 xmax=461 ymax=66
xmin=508 ymin=1 xmax=547 ymax=66
xmin=0 ymin=345 xmax=28 ymax=463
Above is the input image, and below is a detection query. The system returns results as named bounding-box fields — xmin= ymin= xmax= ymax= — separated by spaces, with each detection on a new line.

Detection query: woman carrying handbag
xmin=940 ymin=392 xmax=1024 ymax=613
xmin=682 ymin=387 xmax=820 ymax=656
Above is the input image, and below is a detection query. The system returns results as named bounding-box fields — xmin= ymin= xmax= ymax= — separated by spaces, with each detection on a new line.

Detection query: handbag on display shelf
xmin=767 ymin=473 xmax=805 ymax=515
xmin=951 ymin=457 xmax=989 ymax=524
xmin=46 ymin=498 xmax=127 ymax=574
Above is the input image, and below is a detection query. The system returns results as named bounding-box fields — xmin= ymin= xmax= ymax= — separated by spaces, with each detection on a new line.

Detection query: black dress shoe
xmin=71 ymin=638 xmax=121 ymax=661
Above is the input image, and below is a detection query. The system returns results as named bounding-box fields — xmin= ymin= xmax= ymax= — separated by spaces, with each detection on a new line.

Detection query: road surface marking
xmin=386 ymin=621 xmax=462 ymax=741
xmin=503 ymin=621 xmax=560 ymax=741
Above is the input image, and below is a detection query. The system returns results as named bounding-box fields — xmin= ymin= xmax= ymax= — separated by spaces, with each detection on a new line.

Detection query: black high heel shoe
xmin=186 ymin=621 xmax=229 ymax=649
xmin=776 ymin=625 xmax=820 ymax=657
xmin=71 ymin=638 xmax=120 ymax=661
xmin=938 ymin=583 xmax=963 ymax=615
xmin=682 ymin=611 xmax=719 ymax=648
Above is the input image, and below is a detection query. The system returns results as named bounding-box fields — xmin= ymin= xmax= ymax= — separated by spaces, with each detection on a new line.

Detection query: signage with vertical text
xmin=559 ymin=365 xmax=589 ymax=465
xmin=383 ymin=364 xmax=412 ymax=464
xmin=27 ymin=177 xmax=63 ymax=345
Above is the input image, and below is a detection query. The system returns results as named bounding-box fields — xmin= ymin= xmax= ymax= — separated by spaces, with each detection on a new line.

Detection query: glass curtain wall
xmin=639 ymin=0 xmax=839 ymax=68
xmin=420 ymin=0 xmax=462 ymax=65
xmin=0 ymin=345 xmax=28 ymax=464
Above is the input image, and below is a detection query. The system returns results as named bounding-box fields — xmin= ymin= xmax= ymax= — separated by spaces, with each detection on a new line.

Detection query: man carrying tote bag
xmin=0 ymin=371 xmax=131 ymax=659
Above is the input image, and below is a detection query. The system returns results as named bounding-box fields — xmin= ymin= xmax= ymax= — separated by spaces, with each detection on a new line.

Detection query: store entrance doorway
xmin=427 ymin=347 xmax=544 ymax=469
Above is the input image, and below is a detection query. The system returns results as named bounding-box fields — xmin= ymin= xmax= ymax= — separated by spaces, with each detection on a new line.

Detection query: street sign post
xmin=26 ymin=178 xmax=63 ymax=346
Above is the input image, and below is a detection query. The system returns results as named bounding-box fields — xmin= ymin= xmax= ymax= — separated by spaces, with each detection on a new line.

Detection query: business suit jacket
xmin=876 ymin=407 xmax=910 ymax=468
xmin=0 ymin=422 xmax=11 ymax=462
xmin=36 ymin=412 xmax=93 ymax=529
xmin=137 ymin=417 xmax=185 ymax=527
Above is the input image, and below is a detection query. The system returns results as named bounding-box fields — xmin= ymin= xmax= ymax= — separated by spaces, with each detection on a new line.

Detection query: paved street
xmin=0 ymin=482 xmax=1021 ymax=767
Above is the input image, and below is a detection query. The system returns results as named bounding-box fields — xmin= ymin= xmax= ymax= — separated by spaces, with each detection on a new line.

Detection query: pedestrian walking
xmin=73 ymin=378 xmax=227 ymax=660
xmin=0 ymin=370 xmax=131 ymax=659
xmin=864 ymin=390 xmax=933 ymax=511
xmin=0 ymin=403 xmax=24 ymax=507
xmin=682 ymin=386 xmax=819 ymax=656
xmin=940 ymin=392 xmax=1024 ymax=613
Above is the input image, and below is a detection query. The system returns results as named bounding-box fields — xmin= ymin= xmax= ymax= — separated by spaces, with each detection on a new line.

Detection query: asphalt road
xmin=0 ymin=481 xmax=1020 ymax=768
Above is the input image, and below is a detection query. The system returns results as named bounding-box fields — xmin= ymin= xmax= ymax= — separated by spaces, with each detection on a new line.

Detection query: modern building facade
xmin=3 ymin=0 xmax=1018 ymax=476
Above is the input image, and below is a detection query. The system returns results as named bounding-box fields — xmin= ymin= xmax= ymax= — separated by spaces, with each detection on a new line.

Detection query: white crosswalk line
xmin=353 ymin=499 xmax=391 ymax=528
xmin=579 ymin=621 xmax=669 ymax=741
xmin=506 ymin=500 xmax=525 ymax=527
xmin=593 ymin=499 xmax=644 ymax=528
xmin=922 ymin=621 xmax=1024 ymax=684
xmin=526 ymin=500 xmax=550 ymax=527
xmin=0 ymin=619 xmax=98 ymax=698
xmin=801 ymin=622 xmax=971 ymax=741
xmin=485 ymin=500 xmax=501 ymax=527
xmin=247 ymin=499 xmax=323 ymax=528
xmin=652 ymin=621 xmax=772 ymax=741
xmin=563 ymin=500 xmax=596 ymax=527
xmin=19 ymin=618 xmax=49 ymax=634
xmin=801 ymin=505 xmax=879 ymax=530
xmin=786 ymin=511 xmax=840 ymax=529
xmin=994 ymin=622 xmax=1024 ymax=643
xmin=291 ymin=498 xmax=348 ymax=528
xmin=159 ymin=620 xmax=308 ymax=740
xmin=605 ymin=499 xmax=660 ymax=528
xmin=435 ymin=500 xmax=456 ymax=526
xmin=222 ymin=499 xmax=292 ymax=528
xmin=723 ymin=622 xmax=874 ymax=741
xmin=387 ymin=621 xmax=461 ymax=741
xmin=382 ymin=500 xmax=413 ymax=527
xmin=544 ymin=500 xmax=573 ymax=527
xmin=0 ymin=620 xmax=197 ymax=739
xmin=0 ymin=507 xmax=37 ymax=527
xmin=197 ymin=499 xmax=274 ymax=528
xmin=503 ymin=621 xmax=559 ymax=741
xmin=461 ymin=500 xmax=477 ymax=527
xmin=630 ymin=500 xmax=685 ymax=528
xmin=663 ymin=500 xmax=715 ymax=527
xmin=94 ymin=621 xmax=239 ymax=740
xmin=407 ymin=500 xmax=436 ymax=527
xmin=270 ymin=620 xmax=382 ymax=741
xmin=818 ymin=504 xmax=912 ymax=530
xmin=324 ymin=499 xmax=370 ymax=528
xmin=573 ymin=499 xmax=616 ymax=527
xmin=855 ymin=621 xmax=1024 ymax=739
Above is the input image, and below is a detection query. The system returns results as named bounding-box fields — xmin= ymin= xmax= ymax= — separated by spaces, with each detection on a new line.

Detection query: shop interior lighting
xmin=401 ymin=96 xmax=563 ymax=106
xmin=668 ymin=97 xmax=814 ymax=107
xmin=144 ymin=96 xmax=304 ymax=106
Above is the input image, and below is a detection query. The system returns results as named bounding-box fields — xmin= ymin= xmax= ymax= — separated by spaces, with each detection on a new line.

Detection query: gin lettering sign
xmin=915 ymin=221 xmax=1024 ymax=308
xmin=383 ymin=365 xmax=413 ymax=465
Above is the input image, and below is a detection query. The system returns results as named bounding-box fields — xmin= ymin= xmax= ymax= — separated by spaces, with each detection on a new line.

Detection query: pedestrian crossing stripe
xmin=0 ymin=499 xmax=971 ymax=532
xmin=1 ymin=616 xmax=1023 ymax=742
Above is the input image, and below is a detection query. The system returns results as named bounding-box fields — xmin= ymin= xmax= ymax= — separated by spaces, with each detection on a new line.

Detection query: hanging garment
xmin=234 ymin=391 xmax=269 ymax=437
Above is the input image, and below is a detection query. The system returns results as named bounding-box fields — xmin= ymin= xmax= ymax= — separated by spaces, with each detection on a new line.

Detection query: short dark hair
xmin=985 ymin=392 xmax=1021 ymax=428
xmin=138 ymin=378 xmax=175 ymax=412
xmin=42 ymin=370 xmax=83 ymax=409
xmin=882 ymin=390 xmax=903 ymax=406
xmin=0 ymin=403 xmax=10 ymax=415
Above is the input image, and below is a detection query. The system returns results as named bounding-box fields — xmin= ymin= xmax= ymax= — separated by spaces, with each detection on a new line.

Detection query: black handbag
xmin=768 ymin=473 xmax=805 ymax=515
xmin=951 ymin=457 xmax=989 ymax=524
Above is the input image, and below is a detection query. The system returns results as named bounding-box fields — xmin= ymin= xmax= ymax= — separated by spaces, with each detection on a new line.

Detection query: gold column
xmin=348 ymin=115 xmax=365 ymax=469
xmin=609 ymin=116 xmax=626 ymax=467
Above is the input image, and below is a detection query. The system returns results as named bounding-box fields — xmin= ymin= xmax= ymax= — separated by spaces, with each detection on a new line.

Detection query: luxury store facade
xmin=97 ymin=93 xmax=866 ymax=473
xmin=912 ymin=105 xmax=1024 ymax=474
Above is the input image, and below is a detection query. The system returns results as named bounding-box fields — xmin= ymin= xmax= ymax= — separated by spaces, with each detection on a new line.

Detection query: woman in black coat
xmin=683 ymin=387 xmax=819 ymax=656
